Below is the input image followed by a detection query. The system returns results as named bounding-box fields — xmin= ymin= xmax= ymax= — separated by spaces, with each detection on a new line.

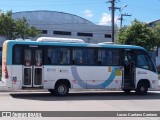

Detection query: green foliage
xmin=28 ymin=26 xmax=41 ymax=38
xmin=14 ymin=18 xmax=41 ymax=39
xmin=153 ymin=22 xmax=160 ymax=48
xmin=0 ymin=11 xmax=15 ymax=39
xmin=116 ymin=19 xmax=157 ymax=51
xmin=0 ymin=11 xmax=41 ymax=39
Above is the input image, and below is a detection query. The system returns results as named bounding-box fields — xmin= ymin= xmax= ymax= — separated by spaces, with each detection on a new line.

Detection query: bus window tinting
xmin=35 ymin=49 xmax=43 ymax=66
xmin=13 ymin=46 xmax=22 ymax=64
xmin=72 ymin=48 xmax=97 ymax=65
xmin=47 ymin=47 xmax=70 ymax=65
xmin=0 ymin=51 xmax=2 ymax=65
xmin=98 ymin=49 xmax=120 ymax=66
xmin=136 ymin=52 xmax=156 ymax=72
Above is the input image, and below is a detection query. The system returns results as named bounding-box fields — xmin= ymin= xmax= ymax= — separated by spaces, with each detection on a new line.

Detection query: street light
xmin=117 ymin=5 xmax=131 ymax=28
xmin=121 ymin=5 xmax=127 ymax=12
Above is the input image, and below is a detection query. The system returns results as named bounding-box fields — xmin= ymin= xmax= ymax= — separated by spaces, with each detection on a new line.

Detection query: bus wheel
xmin=55 ymin=83 xmax=69 ymax=96
xmin=48 ymin=89 xmax=55 ymax=95
xmin=123 ymin=89 xmax=131 ymax=94
xmin=136 ymin=83 xmax=148 ymax=95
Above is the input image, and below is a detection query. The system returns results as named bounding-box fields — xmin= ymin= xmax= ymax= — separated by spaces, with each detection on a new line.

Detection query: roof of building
xmin=148 ymin=19 xmax=160 ymax=27
xmin=12 ymin=10 xmax=94 ymax=25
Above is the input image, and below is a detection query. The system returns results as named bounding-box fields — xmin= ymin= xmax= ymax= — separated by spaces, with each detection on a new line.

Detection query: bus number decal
xmin=47 ymin=68 xmax=56 ymax=72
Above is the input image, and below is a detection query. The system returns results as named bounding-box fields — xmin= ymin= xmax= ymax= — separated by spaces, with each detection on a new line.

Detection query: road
xmin=0 ymin=90 xmax=160 ymax=120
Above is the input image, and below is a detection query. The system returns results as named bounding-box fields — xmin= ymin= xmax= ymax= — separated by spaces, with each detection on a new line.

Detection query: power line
xmin=118 ymin=2 xmax=160 ymax=14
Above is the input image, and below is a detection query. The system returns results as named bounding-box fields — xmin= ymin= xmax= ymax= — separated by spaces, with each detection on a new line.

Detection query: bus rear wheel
xmin=136 ymin=83 xmax=148 ymax=95
xmin=55 ymin=83 xmax=69 ymax=96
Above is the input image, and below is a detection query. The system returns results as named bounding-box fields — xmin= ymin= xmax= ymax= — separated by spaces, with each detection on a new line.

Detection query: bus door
xmin=23 ymin=46 xmax=43 ymax=88
xmin=122 ymin=49 xmax=136 ymax=89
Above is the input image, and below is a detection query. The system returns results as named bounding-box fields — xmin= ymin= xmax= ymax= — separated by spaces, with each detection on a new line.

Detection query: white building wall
xmin=11 ymin=10 xmax=115 ymax=43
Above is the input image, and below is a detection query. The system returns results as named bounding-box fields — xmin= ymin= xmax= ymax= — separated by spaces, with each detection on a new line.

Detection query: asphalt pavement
xmin=0 ymin=80 xmax=160 ymax=92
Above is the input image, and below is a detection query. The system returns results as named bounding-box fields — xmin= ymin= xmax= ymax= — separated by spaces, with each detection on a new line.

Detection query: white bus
xmin=0 ymin=37 xmax=159 ymax=96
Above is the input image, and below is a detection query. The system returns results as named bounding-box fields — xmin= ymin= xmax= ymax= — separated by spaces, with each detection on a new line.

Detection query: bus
xmin=0 ymin=37 xmax=159 ymax=96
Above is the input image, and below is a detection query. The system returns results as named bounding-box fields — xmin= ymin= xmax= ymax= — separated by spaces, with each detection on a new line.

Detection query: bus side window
xmin=72 ymin=49 xmax=82 ymax=65
xmin=24 ymin=49 xmax=32 ymax=66
xmin=13 ymin=46 xmax=22 ymax=64
xmin=47 ymin=47 xmax=70 ymax=65
xmin=72 ymin=48 xmax=96 ymax=65
xmin=98 ymin=49 xmax=120 ymax=66
xmin=0 ymin=50 xmax=2 ymax=65
xmin=59 ymin=48 xmax=70 ymax=65
xmin=47 ymin=48 xmax=57 ymax=65
xmin=136 ymin=51 xmax=156 ymax=72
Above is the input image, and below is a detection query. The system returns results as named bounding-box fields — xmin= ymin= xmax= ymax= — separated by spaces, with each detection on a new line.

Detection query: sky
xmin=0 ymin=0 xmax=160 ymax=27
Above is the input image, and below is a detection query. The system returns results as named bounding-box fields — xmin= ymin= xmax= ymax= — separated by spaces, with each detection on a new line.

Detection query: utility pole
xmin=111 ymin=0 xmax=114 ymax=43
xmin=119 ymin=13 xmax=131 ymax=28
xmin=108 ymin=0 xmax=120 ymax=43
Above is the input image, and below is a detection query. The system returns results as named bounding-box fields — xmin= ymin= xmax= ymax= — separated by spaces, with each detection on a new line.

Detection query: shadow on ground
xmin=9 ymin=91 xmax=160 ymax=101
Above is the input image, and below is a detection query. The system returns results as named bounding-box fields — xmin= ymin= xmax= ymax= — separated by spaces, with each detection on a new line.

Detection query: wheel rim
xmin=140 ymin=86 xmax=145 ymax=92
xmin=58 ymin=85 xmax=66 ymax=94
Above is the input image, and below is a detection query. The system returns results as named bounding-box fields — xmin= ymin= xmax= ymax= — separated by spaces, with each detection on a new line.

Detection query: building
xmin=148 ymin=19 xmax=160 ymax=27
xmin=0 ymin=10 xmax=116 ymax=64
xmin=12 ymin=10 xmax=115 ymax=43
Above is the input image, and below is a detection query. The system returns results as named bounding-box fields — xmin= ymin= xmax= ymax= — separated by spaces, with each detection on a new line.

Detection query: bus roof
xmin=37 ymin=37 xmax=85 ymax=43
xmin=5 ymin=39 xmax=145 ymax=50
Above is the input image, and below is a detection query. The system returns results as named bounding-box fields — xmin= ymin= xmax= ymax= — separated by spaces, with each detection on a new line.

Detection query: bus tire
xmin=55 ymin=83 xmax=69 ymax=96
xmin=136 ymin=83 xmax=148 ymax=95
xmin=48 ymin=89 xmax=55 ymax=95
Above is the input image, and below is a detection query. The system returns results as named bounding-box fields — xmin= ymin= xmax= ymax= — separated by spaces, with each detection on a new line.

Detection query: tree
xmin=153 ymin=22 xmax=160 ymax=48
xmin=28 ymin=26 xmax=41 ymax=38
xmin=116 ymin=19 xmax=157 ymax=51
xmin=0 ymin=11 xmax=15 ymax=39
xmin=0 ymin=11 xmax=41 ymax=39
xmin=14 ymin=18 xmax=41 ymax=39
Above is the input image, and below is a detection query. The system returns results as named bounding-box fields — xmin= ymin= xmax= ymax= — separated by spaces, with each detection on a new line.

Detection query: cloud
xmin=84 ymin=10 xmax=93 ymax=18
xmin=98 ymin=13 xmax=119 ymax=26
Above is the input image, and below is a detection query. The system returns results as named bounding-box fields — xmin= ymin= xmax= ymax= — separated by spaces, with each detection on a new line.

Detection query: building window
xmin=105 ymin=34 xmax=111 ymax=38
xmin=77 ymin=32 xmax=93 ymax=37
xmin=42 ymin=30 xmax=47 ymax=34
xmin=53 ymin=31 xmax=71 ymax=35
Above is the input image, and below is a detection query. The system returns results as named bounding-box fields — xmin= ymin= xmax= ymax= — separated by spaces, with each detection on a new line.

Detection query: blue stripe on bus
xmin=6 ymin=40 xmax=145 ymax=49
xmin=71 ymin=66 xmax=116 ymax=88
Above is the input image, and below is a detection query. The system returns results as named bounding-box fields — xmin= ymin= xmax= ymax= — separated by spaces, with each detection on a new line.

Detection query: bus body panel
xmin=43 ymin=66 xmax=123 ymax=89
xmin=136 ymin=68 xmax=159 ymax=89
xmin=1 ymin=39 xmax=159 ymax=93
xmin=43 ymin=66 xmax=57 ymax=89
xmin=1 ymin=65 xmax=12 ymax=89
xmin=11 ymin=65 xmax=23 ymax=89
xmin=70 ymin=66 xmax=122 ymax=89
